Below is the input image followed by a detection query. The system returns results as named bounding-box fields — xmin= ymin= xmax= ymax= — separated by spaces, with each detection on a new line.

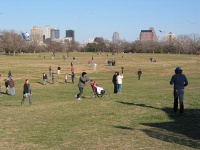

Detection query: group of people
xmin=1 ymin=71 xmax=15 ymax=96
xmin=1 ymin=61 xmax=188 ymax=115
xmin=107 ymin=60 xmax=116 ymax=66
xmin=46 ymin=65 xmax=75 ymax=85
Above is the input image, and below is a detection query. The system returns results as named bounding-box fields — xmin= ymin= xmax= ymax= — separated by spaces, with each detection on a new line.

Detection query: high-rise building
xmin=30 ymin=26 xmax=43 ymax=44
xmin=51 ymin=28 xmax=60 ymax=39
xmin=112 ymin=32 xmax=120 ymax=44
xmin=45 ymin=25 xmax=51 ymax=39
xmin=66 ymin=30 xmax=75 ymax=41
xmin=140 ymin=27 xmax=158 ymax=42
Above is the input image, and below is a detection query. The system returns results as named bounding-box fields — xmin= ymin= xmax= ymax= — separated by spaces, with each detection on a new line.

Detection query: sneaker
xmin=77 ymin=98 xmax=81 ymax=100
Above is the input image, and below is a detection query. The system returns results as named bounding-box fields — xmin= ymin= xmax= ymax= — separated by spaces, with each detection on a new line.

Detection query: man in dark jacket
xmin=170 ymin=66 xmax=188 ymax=114
xmin=43 ymin=73 xmax=47 ymax=85
xmin=112 ymin=72 xmax=118 ymax=93
xmin=75 ymin=72 xmax=90 ymax=100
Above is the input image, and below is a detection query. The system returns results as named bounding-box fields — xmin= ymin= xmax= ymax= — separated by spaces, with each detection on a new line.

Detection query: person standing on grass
xmin=57 ymin=65 xmax=61 ymax=75
xmin=4 ymin=79 xmax=9 ymax=94
xmin=138 ymin=69 xmax=142 ymax=80
xmin=21 ymin=79 xmax=32 ymax=106
xmin=43 ymin=73 xmax=47 ymax=85
xmin=75 ymin=72 xmax=91 ymax=100
xmin=64 ymin=72 xmax=68 ymax=84
xmin=170 ymin=66 xmax=188 ymax=114
xmin=71 ymin=71 xmax=75 ymax=84
xmin=117 ymin=72 xmax=123 ymax=93
xmin=9 ymin=79 xmax=15 ymax=95
xmin=52 ymin=73 xmax=55 ymax=84
xmin=8 ymin=70 xmax=12 ymax=80
xmin=112 ymin=72 xmax=118 ymax=94
xmin=71 ymin=65 xmax=75 ymax=84
xmin=49 ymin=66 xmax=52 ymax=76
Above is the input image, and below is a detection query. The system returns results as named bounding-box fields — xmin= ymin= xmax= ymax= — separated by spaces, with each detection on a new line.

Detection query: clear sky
xmin=0 ymin=0 xmax=199 ymax=43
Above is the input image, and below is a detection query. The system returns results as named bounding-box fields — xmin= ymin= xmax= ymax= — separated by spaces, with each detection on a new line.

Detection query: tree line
xmin=0 ymin=30 xmax=200 ymax=55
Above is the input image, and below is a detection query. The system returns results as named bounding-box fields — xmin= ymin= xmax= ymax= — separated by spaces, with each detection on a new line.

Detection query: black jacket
xmin=23 ymin=83 xmax=31 ymax=94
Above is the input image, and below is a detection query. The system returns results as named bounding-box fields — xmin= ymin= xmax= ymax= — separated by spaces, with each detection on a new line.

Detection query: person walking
xmin=57 ymin=65 xmax=61 ymax=75
xmin=170 ymin=66 xmax=188 ymax=114
xmin=21 ymin=79 xmax=32 ymax=106
xmin=9 ymin=79 xmax=15 ymax=95
xmin=43 ymin=73 xmax=47 ymax=85
xmin=138 ymin=69 xmax=142 ymax=80
xmin=112 ymin=72 xmax=118 ymax=93
xmin=117 ymin=72 xmax=123 ymax=93
xmin=75 ymin=72 xmax=91 ymax=100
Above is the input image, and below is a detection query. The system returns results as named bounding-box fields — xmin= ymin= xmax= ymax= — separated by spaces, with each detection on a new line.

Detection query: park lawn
xmin=0 ymin=52 xmax=200 ymax=150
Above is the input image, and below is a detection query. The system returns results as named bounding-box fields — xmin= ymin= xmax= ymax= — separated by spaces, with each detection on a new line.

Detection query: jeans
xmin=10 ymin=87 xmax=15 ymax=95
xmin=72 ymin=77 xmax=74 ymax=84
xmin=43 ymin=79 xmax=47 ymax=85
xmin=21 ymin=93 xmax=32 ymax=105
xmin=173 ymin=89 xmax=184 ymax=113
xmin=117 ymin=84 xmax=122 ymax=93
xmin=77 ymin=87 xmax=83 ymax=98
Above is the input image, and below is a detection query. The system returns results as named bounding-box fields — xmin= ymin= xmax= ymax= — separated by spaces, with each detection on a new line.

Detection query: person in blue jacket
xmin=170 ymin=66 xmax=188 ymax=114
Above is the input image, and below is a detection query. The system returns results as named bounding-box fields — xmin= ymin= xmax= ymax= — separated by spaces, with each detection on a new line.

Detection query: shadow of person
xmin=141 ymin=107 xmax=200 ymax=149
xmin=116 ymin=101 xmax=200 ymax=148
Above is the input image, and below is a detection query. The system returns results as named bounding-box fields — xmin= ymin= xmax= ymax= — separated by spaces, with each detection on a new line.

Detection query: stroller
xmin=90 ymin=81 xmax=110 ymax=98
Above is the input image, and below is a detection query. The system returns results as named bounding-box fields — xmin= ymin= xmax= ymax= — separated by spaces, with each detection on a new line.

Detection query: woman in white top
xmin=117 ymin=73 xmax=123 ymax=93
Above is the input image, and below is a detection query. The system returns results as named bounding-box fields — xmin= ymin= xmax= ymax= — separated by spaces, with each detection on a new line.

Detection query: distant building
xmin=88 ymin=38 xmax=94 ymax=43
xmin=66 ymin=30 xmax=75 ymax=41
xmin=30 ymin=26 xmax=43 ymax=44
xmin=140 ymin=27 xmax=158 ymax=42
xmin=164 ymin=32 xmax=176 ymax=43
xmin=51 ymin=28 xmax=60 ymax=39
xmin=45 ymin=25 xmax=51 ymax=39
xmin=112 ymin=32 xmax=120 ymax=44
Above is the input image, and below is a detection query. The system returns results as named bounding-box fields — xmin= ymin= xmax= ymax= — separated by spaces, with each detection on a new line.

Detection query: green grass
xmin=0 ymin=52 xmax=200 ymax=149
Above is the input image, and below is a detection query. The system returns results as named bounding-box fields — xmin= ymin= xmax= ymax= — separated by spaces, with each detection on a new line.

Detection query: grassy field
xmin=0 ymin=52 xmax=200 ymax=150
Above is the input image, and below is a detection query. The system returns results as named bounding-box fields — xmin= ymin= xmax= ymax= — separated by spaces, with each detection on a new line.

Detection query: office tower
xmin=140 ymin=27 xmax=158 ymax=42
xmin=66 ymin=30 xmax=75 ymax=41
xmin=112 ymin=32 xmax=120 ymax=44
xmin=30 ymin=26 xmax=43 ymax=44
xmin=45 ymin=25 xmax=51 ymax=39
xmin=51 ymin=28 xmax=60 ymax=39
xmin=164 ymin=32 xmax=176 ymax=43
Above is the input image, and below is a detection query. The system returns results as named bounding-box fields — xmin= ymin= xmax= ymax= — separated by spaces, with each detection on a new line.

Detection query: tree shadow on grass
xmin=116 ymin=101 xmax=200 ymax=148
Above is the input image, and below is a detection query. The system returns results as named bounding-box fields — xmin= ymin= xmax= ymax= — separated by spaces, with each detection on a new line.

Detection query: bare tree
xmin=0 ymin=30 xmax=24 ymax=55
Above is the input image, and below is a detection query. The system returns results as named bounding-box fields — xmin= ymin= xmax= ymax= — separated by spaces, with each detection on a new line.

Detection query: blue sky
xmin=0 ymin=0 xmax=199 ymax=43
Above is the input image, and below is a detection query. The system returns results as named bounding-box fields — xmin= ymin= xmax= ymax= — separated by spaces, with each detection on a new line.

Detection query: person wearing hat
xmin=75 ymin=72 xmax=91 ymax=100
xmin=170 ymin=66 xmax=188 ymax=114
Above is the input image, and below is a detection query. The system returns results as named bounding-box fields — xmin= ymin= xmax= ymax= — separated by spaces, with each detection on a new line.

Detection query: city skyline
xmin=0 ymin=0 xmax=199 ymax=43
